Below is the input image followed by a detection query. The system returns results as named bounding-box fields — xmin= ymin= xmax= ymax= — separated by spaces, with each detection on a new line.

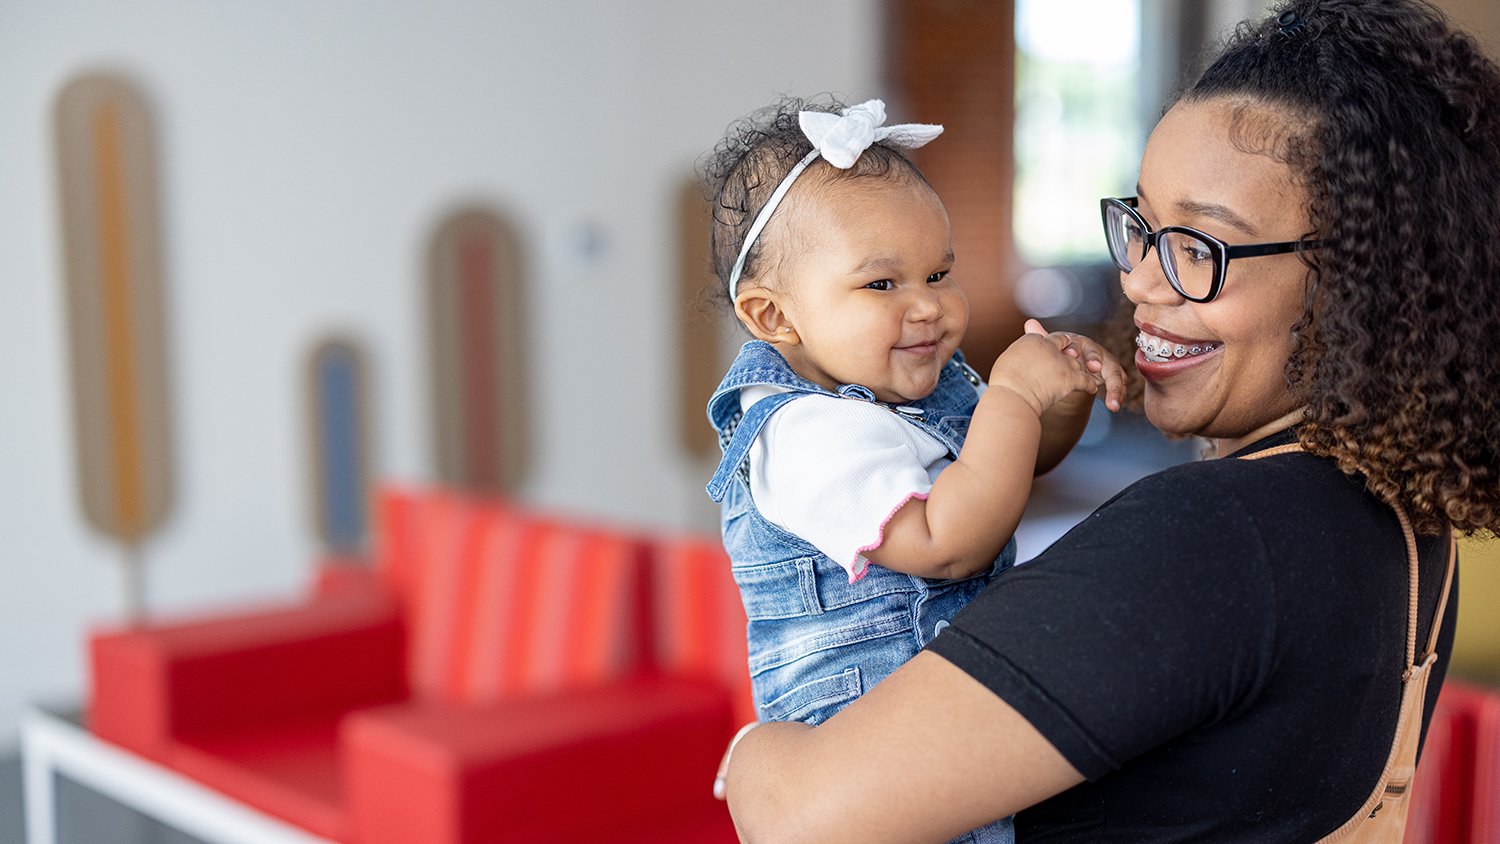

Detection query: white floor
xmin=0 ymin=753 xmax=203 ymax=844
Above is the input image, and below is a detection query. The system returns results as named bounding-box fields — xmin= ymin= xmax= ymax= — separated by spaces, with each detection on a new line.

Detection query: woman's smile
xmin=1133 ymin=322 xmax=1222 ymax=380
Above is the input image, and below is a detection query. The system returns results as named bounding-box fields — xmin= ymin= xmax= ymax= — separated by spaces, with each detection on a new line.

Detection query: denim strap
xmin=705 ymin=391 xmax=806 ymax=502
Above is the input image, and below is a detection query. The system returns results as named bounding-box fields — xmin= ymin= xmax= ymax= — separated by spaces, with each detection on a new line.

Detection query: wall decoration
xmin=676 ymin=180 xmax=733 ymax=461
xmin=427 ymin=208 xmax=529 ymax=495
xmin=306 ymin=336 xmax=373 ymax=557
xmin=55 ymin=72 xmax=172 ymax=621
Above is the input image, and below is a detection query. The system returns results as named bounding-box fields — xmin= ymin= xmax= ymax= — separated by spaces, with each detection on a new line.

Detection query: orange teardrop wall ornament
xmin=428 ymin=208 xmax=529 ymax=496
xmin=55 ymin=73 xmax=173 ymax=622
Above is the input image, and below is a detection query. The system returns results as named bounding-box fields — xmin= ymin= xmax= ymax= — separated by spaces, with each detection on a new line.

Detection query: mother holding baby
xmin=718 ymin=0 xmax=1500 ymax=840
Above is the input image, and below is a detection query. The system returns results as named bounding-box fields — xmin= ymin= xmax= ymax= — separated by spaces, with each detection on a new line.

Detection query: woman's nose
xmin=1118 ymin=256 xmax=1183 ymax=306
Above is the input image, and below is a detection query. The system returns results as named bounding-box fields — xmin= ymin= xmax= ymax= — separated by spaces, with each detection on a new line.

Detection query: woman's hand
xmin=714 ymin=721 xmax=764 ymax=801
xmin=1036 ymin=320 xmax=1127 ymax=412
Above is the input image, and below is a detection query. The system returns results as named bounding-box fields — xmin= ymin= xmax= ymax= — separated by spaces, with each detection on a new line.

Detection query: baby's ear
xmin=735 ymin=288 xmax=800 ymax=346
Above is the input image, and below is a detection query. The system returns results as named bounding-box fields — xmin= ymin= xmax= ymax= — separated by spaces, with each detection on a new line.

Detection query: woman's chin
xmin=1141 ymin=391 xmax=1209 ymax=440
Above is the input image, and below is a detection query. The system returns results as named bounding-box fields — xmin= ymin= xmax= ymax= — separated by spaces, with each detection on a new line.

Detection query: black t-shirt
xmin=928 ymin=429 xmax=1458 ymax=842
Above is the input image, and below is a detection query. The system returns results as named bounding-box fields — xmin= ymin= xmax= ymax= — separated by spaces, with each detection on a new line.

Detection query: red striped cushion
xmin=376 ymin=486 xmax=649 ymax=705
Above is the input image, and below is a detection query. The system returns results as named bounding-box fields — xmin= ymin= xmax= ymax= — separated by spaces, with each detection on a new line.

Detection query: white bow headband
xmin=727 ymin=99 xmax=944 ymax=300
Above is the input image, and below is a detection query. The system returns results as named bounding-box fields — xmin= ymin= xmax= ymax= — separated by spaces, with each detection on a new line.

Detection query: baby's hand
xmin=1035 ymin=322 xmax=1127 ymax=412
xmin=987 ymin=320 xmax=1100 ymax=416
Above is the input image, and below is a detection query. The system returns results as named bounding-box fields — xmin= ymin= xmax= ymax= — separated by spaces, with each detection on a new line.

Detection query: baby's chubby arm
xmin=864 ymin=321 xmax=1103 ymax=580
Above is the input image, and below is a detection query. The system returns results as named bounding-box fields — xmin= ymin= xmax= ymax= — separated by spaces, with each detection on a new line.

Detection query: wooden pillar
xmin=887 ymin=0 xmax=1022 ymax=371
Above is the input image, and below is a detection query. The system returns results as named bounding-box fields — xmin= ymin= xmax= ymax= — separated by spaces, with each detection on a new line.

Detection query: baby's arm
xmin=864 ymin=326 xmax=1100 ymax=580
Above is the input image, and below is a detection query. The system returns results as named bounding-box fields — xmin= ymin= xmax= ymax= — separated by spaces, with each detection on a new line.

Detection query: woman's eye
xmin=927 ymin=271 xmax=949 ymax=284
xmin=1178 ymin=242 xmax=1213 ymax=265
xmin=1123 ymin=221 xmax=1146 ymax=242
xmin=864 ymin=279 xmax=893 ymax=291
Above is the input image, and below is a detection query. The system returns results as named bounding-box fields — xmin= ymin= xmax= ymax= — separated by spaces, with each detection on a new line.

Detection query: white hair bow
xmin=797 ymin=100 xmax=943 ymax=169
xmin=728 ymin=99 xmax=944 ymax=299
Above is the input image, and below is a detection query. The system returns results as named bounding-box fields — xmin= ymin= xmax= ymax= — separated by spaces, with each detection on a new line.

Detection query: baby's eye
xmin=864 ymin=279 xmax=893 ymax=291
xmin=927 ymin=271 xmax=949 ymax=284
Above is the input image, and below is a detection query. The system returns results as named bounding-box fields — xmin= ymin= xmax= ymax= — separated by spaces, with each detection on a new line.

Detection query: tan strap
xmin=1241 ymin=439 xmax=1460 ymax=841
xmin=1388 ymin=502 xmax=1421 ymax=671
xmin=1421 ymin=531 xmax=1457 ymax=661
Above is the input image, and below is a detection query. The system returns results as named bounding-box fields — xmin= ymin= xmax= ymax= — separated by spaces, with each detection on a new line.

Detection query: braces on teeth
xmin=1135 ymin=331 xmax=1217 ymax=363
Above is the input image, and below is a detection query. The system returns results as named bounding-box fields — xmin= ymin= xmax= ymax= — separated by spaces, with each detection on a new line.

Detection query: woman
xmin=717 ymin=1 xmax=1500 ymax=840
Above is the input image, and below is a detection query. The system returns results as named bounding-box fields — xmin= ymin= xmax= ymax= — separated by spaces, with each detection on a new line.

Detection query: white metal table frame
xmin=21 ymin=704 xmax=334 ymax=844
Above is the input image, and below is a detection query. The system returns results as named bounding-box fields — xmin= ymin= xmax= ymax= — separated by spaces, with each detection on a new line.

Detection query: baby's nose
xmin=906 ymin=288 xmax=943 ymax=319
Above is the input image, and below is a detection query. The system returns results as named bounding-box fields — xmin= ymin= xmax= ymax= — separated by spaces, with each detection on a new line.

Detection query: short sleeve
xmin=926 ymin=467 xmax=1279 ymax=780
xmin=748 ymin=394 xmax=951 ymax=581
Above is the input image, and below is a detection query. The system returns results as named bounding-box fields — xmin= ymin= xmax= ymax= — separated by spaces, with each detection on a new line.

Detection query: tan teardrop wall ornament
xmin=677 ymin=179 xmax=735 ymax=461
xmin=55 ymin=73 xmax=174 ymax=622
xmin=427 ymin=207 xmax=529 ymax=496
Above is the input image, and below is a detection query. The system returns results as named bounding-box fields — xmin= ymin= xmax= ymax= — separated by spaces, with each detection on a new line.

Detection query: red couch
xmin=89 ymin=487 xmax=751 ymax=843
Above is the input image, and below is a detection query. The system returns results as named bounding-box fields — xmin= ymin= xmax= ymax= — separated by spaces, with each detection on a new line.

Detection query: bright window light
xmin=1014 ymin=0 xmax=1143 ymax=267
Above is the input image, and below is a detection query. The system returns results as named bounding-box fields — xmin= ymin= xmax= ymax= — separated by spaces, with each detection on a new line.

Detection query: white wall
xmin=0 ymin=0 xmax=880 ymax=749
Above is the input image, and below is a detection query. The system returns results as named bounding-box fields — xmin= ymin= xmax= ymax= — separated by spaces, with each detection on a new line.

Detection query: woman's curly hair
xmin=1181 ymin=0 xmax=1500 ymax=535
xmin=700 ymin=96 xmax=930 ymax=304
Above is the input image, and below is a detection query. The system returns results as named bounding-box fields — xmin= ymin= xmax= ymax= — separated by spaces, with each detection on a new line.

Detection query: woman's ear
xmin=735 ymin=288 xmax=800 ymax=346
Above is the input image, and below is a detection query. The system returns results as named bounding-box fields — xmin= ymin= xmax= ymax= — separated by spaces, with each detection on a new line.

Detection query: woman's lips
xmin=1136 ymin=346 xmax=1222 ymax=381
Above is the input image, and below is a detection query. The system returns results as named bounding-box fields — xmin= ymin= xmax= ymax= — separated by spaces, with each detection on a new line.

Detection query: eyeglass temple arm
xmin=1225 ymin=239 xmax=1326 ymax=258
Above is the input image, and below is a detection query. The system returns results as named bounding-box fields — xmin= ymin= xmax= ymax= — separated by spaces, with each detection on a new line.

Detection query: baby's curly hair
xmin=701 ymin=96 xmax=931 ymax=303
xmin=1181 ymin=0 xmax=1500 ymax=535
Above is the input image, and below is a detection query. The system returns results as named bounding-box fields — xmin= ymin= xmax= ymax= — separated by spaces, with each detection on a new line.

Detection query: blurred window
xmin=1013 ymin=0 xmax=1145 ymax=268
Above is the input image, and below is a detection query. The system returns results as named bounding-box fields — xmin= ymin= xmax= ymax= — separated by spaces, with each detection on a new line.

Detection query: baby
xmin=704 ymin=98 xmax=1122 ymax=843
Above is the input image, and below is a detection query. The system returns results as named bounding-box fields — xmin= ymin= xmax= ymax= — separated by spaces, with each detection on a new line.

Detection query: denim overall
xmin=707 ymin=341 xmax=1016 ymax=844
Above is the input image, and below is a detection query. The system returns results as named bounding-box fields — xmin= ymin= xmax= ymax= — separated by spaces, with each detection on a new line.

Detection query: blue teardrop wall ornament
xmin=307 ymin=336 xmax=372 ymax=556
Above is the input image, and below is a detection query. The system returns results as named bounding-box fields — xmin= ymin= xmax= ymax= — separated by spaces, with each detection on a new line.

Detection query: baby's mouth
xmin=1135 ymin=330 xmax=1219 ymax=364
xmin=895 ymin=338 xmax=941 ymax=354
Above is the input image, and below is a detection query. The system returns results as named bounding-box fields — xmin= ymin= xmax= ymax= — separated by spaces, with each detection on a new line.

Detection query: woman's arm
xmin=725 ymin=651 xmax=1085 ymax=844
xmin=1034 ymin=329 xmax=1126 ymax=476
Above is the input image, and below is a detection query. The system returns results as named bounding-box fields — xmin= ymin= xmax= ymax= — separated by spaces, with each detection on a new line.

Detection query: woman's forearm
xmin=723 ymin=652 xmax=1087 ymax=843
xmin=1035 ymin=390 xmax=1093 ymax=475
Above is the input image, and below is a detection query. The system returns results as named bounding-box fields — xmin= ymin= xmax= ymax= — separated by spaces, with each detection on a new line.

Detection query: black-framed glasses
xmin=1100 ymin=197 xmax=1326 ymax=302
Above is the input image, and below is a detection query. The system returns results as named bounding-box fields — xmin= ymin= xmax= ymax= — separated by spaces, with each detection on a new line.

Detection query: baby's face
xmin=772 ymin=175 xmax=967 ymax=404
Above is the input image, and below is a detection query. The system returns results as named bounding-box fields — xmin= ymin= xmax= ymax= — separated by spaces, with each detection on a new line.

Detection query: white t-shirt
xmin=739 ymin=385 xmax=957 ymax=582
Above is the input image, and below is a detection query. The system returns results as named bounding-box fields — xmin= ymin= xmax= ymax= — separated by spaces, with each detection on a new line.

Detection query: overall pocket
xmin=758 ymin=666 xmax=862 ymax=725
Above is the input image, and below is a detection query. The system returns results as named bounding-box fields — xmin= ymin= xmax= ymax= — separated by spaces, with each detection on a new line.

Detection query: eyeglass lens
xmin=1103 ymin=203 xmax=1217 ymax=300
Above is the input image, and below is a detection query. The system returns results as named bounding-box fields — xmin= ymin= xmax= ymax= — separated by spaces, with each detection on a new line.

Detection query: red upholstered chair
xmin=1405 ymin=681 xmax=1483 ymax=843
xmin=89 ymin=486 xmax=742 ymax=843
xmin=1470 ymin=683 xmax=1500 ymax=843
xmin=1401 ymin=679 xmax=1500 ymax=844
xmin=652 ymin=533 xmax=756 ymax=727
